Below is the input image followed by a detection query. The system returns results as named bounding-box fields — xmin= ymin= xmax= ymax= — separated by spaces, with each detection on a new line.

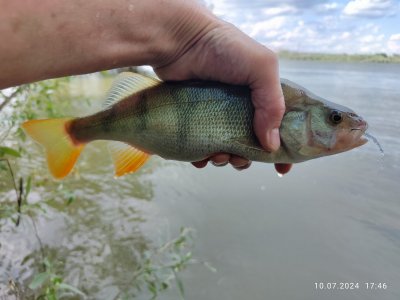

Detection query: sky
xmin=204 ymin=0 xmax=400 ymax=54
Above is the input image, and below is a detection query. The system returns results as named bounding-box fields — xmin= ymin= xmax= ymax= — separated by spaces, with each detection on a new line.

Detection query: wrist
xmin=115 ymin=1 xmax=221 ymax=69
xmin=0 ymin=0 xmax=221 ymax=87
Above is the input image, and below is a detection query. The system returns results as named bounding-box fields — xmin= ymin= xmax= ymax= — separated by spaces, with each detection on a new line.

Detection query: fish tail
xmin=22 ymin=118 xmax=85 ymax=179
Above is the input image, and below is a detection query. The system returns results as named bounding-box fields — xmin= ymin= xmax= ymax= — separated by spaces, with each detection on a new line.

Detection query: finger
xmin=210 ymin=153 xmax=230 ymax=166
xmin=250 ymin=50 xmax=285 ymax=152
xmin=192 ymin=159 xmax=209 ymax=168
xmin=274 ymin=163 xmax=293 ymax=175
xmin=229 ymin=155 xmax=250 ymax=169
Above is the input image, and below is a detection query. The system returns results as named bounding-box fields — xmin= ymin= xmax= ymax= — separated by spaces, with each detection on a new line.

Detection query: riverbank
xmin=278 ymin=50 xmax=400 ymax=63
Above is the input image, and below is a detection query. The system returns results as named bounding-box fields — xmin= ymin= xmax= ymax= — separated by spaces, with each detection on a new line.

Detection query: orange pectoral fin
xmin=108 ymin=142 xmax=150 ymax=177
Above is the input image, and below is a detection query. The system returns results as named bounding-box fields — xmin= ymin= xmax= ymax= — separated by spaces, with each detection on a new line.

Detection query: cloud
xmin=207 ymin=0 xmax=324 ymax=10
xmin=315 ymin=2 xmax=340 ymax=13
xmin=358 ymin=33 xmax=386 ymax=53
xmin=343 ymin=0 xmax=397 ymax=18
xmin=242 ymin=16 xmax=288 ymax=38
xmin=206 ymin=0 xmax=333 ymax=17
xmin=204 ymin=0 xmax=398 ymax=54
xmin=242 ymin=15 xmax=390 ymax=54
xmin=262 ymin=4 xmax=299 ymax=16
xmin=387 ymin=33 xmax=400 ymax=53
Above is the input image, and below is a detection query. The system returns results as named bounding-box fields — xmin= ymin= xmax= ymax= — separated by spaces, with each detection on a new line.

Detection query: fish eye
xmin=329 ymin=110 xmax=343 ymax=124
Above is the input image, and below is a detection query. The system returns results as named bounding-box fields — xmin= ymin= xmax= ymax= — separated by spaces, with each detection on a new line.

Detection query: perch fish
xmin=22 ymin=72 xmax=368 ymax=179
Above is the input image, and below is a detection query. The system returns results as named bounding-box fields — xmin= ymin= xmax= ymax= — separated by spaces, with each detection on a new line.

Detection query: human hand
xmin=155 ymin=14 xmax=292 ymax=173
xmin=0 ymin=0 xmax=291 ymax=174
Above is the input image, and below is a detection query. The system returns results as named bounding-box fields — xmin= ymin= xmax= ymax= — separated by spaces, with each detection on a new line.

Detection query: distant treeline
xmin=278 ymin=50 xmax=400 ymax=63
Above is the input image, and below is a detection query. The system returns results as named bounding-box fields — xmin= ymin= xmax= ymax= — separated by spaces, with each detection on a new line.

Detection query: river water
xmin=1 ymin=60 xmax=400 ymax=300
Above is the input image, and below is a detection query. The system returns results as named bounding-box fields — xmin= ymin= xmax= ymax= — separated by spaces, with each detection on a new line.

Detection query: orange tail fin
xmin=22 ymin=118 xmax=84 ymax=179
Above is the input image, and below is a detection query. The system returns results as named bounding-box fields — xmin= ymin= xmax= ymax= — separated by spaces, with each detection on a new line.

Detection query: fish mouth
xmin=356 ymin=136 xmax=369 ymax=147
xmin=350 ymin=127 xmax=368 ymax=147
xmin=350 ymin=117 xmax=368 ymax=146
xmin=351 ymin=119 xmax=368 ymax=131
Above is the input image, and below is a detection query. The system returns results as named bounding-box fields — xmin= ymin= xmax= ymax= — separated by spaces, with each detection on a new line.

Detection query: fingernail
xmin=233 ymin=162 xmax=252 ymax=171
xmin=212 ymin=161 xmax=228 ymax=167
xmin=267 ymin=128 xmax=280 ymax=151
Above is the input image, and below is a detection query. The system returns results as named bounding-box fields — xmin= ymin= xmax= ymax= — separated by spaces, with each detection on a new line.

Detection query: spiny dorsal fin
xmin=103 ymin=72 xmax=160 ymax=109
xmin=108 ymin=141 xmax=150 ymax=177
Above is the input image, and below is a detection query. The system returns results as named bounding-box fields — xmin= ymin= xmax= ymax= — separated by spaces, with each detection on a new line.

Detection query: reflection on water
xmin=1 ymin=60 xmax=400 ymax=300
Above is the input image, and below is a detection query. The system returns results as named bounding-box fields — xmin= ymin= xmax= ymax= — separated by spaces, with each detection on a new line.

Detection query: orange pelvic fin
xmin=22 ymin=118 xmax=84 ymax=179
xmin=108 ymin=142 xmax=150 ymax=177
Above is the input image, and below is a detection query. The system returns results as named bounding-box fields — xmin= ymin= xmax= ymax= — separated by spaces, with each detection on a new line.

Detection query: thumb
xmin=250 ymin=54 xmax=285 ymax=152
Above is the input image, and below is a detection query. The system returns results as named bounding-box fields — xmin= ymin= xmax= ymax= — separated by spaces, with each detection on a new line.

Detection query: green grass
xmin=278 ymin=50 xmax=400 ymax=63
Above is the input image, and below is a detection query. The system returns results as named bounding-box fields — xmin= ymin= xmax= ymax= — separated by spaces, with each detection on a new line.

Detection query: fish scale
xmin=128 ymin=83 xmax=256 ymax=161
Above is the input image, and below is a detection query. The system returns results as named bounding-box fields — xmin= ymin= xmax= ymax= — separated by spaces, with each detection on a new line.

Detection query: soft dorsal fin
xmin=108 ymin=141 xmax=150 ymax=177
xmin=103 ymin=72 xmax=161 ymax=109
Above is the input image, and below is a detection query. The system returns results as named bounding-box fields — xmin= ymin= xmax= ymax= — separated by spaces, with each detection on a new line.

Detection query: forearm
xmin=0 ymin=0 xmax=218 ymax=89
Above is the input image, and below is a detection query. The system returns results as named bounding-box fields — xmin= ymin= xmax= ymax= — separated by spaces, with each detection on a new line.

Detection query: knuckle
xmin=258 ymin=96 xmax=285 ymax=121
xmin=273 ymin=97 xmax=286 ymax=116
xmin=266 ymin=49 xmax=279 ymax=65
xmin=257 ymin=47 xmax=278 ymax=67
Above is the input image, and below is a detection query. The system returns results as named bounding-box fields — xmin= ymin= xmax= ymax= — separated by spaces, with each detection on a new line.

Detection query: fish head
xmin=280 ymin=79 xmax=368 ymax=160
xmin=306 ymin=103 xmax=368 ymax=157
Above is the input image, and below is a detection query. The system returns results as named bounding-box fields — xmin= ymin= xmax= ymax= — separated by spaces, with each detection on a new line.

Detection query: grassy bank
xmin=278 ymin=50 xmax=400 ymax=63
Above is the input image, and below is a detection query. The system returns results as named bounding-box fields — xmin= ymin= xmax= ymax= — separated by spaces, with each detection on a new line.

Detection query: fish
xmin=22 ymin=72 xmax=368 ymax=179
